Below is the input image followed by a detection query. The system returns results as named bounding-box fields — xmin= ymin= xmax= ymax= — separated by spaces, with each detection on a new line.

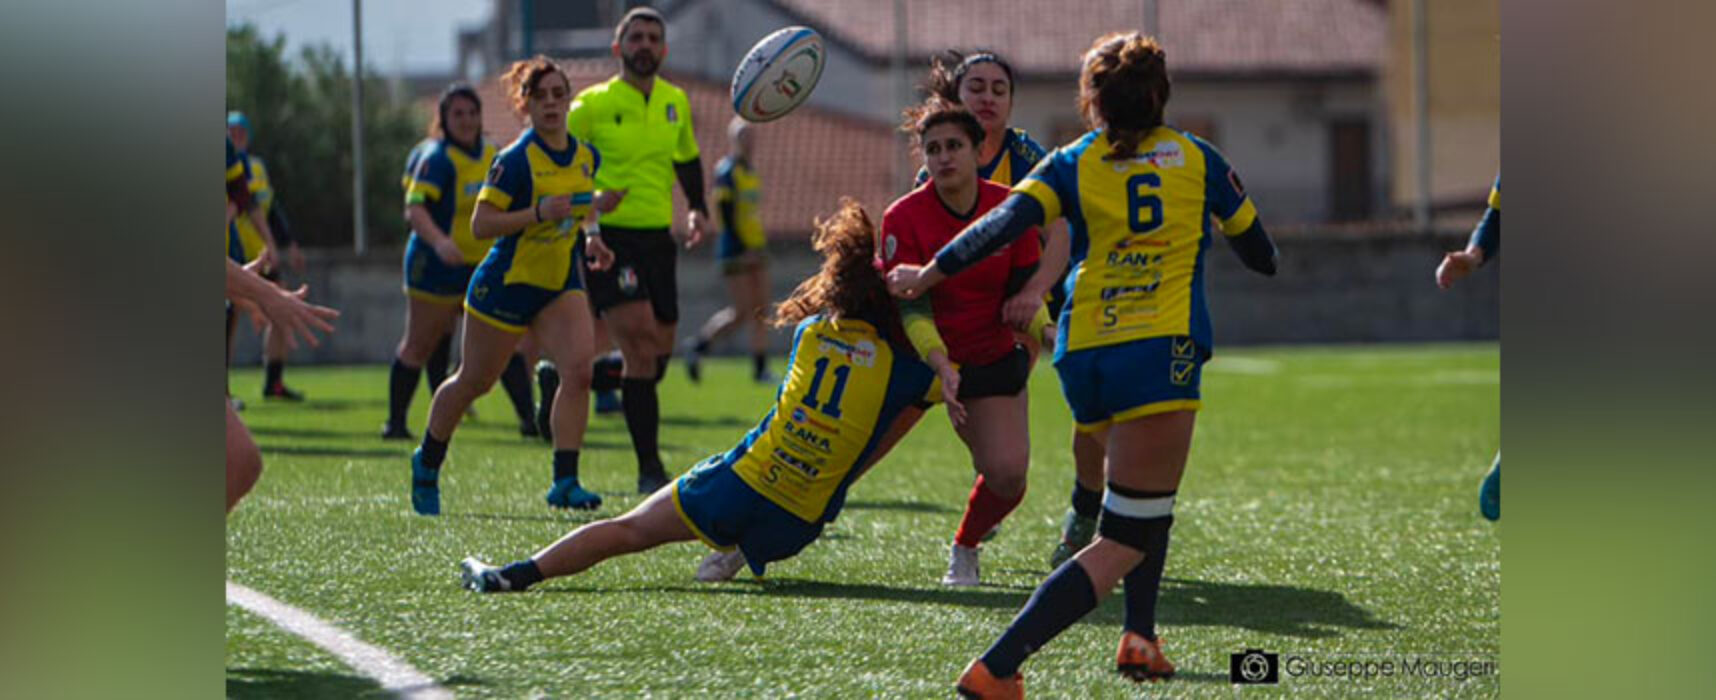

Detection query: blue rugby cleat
xmin=411 ymin=449 xmax=440 ymax=516
xmin=1479 ymin=457 xmax=1500 ymax=521
xmin=546 ymin=477 xmax=602 ymax=510
xmin=593 ymin=389 xmax=622 ymax=415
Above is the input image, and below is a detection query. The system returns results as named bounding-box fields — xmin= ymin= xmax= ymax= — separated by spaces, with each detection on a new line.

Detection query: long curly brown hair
xmin=774 ymin=198 xmax=893 ymax=328
xmin=1077 ymin=32 xmax=1170 ymax=160
xmin=499 ymin=55 xmax=568 ymax=116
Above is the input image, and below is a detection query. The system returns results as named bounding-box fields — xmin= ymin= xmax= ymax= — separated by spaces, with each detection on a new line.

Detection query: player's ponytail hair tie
xmin=1078 ymin=32 xmax=1170 ymax=161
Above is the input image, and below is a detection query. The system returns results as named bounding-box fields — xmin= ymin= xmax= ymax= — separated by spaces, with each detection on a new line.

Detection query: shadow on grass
xmin=1154 ymin=576 xmax=1400 ymax=639
xmin=843 ymin=499 xmax=957 ymax=514
xmin=250 ymin=426 xmax=374 ymax=440
xmin=259 ymin=444 xmax=406 ymax=458
xmin=543 ymin=575 xmax=1394 ymax=639
xmin=297 ymin=398 xmax=391 ymax=412
xmin=445 ymin=511 xmax=603 ymax=525
xmin=225 ymin=668 xmax=386 ymax=699
xmin=660 ymin=414 xmax=754 ymax=429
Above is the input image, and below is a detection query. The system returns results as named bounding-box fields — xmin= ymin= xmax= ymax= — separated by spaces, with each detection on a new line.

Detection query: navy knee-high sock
xmin=1122 ymin=515 xmax=1174 ymax=640
xmin=979 ymin=560 xmax=1100 ymax=678
xmin=426 ymin=334 xmax=453 ymax=393
xmin=498 ymin=353 xmax=534 ymax=424
xmin=387 ymin=359 xmax=422 ymax=428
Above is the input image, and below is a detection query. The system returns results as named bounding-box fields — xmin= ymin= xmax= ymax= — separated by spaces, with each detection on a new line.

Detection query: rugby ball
xmin=731 ymin=26 xmax=825 ymax=122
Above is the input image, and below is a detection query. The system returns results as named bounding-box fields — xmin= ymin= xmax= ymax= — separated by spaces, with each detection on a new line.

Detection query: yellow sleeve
xmin=901 ymin=301 xmax=947 ymax=360
xmin=1219 ymin=199 xmax=1259 ymax=236
xmin=477 ymin=184 xmax=513 ymax=211
xmin=1013 ymin=178 xmax=1062 ymax=223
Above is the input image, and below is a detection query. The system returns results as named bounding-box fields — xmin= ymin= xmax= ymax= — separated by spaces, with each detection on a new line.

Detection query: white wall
xmin=1012 ymin=79 xmax=1387 ymax=224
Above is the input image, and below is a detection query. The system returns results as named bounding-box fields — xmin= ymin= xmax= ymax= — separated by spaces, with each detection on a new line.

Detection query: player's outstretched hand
xmin=586 ymin=234 xmax=616 ymax=271
xmin=1001 ymin=292 xmax=1043 ymax=331
xmin=1436 ymin=248 xmax=1484 ymax=290
xmin=258 ymin=285 xmax=340 ymax=350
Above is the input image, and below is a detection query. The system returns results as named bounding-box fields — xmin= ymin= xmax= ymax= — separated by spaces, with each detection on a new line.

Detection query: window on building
xmin=1328 ymin=118 xmax=1373 ymax=221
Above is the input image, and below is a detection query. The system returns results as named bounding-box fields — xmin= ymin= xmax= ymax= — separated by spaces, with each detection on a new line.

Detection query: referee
xmin=568 ymin=6 xmax=711 ymax=493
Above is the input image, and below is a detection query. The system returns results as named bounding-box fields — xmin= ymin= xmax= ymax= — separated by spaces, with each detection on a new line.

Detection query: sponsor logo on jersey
xmin=884 ymin=234 xmax=898 ymax=261
xmin=772 ymin=448 xmax=820 ymax=478
xmin=786 ymin=424 xmax=833 ymax=452
xmin=1100 ymin=285 xmax=1155 ymax=301
xmin=1107 ymin=251 xmax=1164 ymax=269
xmin=666 ymin=104 xmax=678 ymax=123
xmin=790 ymin=407 xmax=839 ymax=435
xmin=463 ymin=182 xmax=483 ymax=197
xmin=1139 ymin=140 xmax=1186 ymax=168
xmin=815 ymin=334 xmax=878 ymax=367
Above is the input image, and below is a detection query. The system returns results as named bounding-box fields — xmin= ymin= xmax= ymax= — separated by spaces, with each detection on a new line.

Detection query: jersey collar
xmin=525 ymin=128 xmax=578 ymax=167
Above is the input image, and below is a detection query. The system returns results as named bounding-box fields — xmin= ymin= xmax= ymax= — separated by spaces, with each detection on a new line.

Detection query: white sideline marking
xmin=227 ymin=581 xmax=453 ymax=700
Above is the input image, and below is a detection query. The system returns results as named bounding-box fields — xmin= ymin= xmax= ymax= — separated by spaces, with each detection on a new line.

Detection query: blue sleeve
xmin=412 ymin=150 xmax=455 ymax=199
xmin=479 ymin=147 xmax=533 ymax=212
xmin=931 ymin=194 xmax=1047 ymax=276
xmin=1470 ymin=211 xmax=1499 ymax=262
xmin=1191 ymin=135 xmax=1246 ymax=220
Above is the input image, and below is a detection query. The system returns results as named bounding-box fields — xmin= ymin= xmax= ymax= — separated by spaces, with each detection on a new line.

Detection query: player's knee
xmin=983 ymin=467 xmax=1028 ymax=499
xmin=558 ymin=361 xmax=594 ymax=392
xmin=1096 ymin=483 xmax=1176 ymax=552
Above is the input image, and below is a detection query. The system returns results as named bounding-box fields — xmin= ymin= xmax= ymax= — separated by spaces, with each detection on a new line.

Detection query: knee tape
xmin=1097 ymin=484 xmax=1176 ymax=551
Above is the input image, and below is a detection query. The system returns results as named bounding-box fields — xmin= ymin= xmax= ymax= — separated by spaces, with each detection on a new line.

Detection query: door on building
xmin=1329 ymin=118 xmax=1372 ymax=221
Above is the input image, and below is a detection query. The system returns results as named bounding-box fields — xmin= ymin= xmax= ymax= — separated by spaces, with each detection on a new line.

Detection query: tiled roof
xmin=766 ymin=0 xmax=1385 ymax=78
xmin=472 ymin=58 xmax=902 ymax=238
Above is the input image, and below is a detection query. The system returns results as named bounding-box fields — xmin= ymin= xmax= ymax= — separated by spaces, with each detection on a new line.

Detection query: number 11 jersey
xmin=725 ymin=313 xmax=934 ymax=524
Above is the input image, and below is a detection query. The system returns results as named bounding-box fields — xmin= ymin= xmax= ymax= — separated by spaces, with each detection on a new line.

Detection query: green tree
xmin=226 ymin=24 xmax=426 ymax=250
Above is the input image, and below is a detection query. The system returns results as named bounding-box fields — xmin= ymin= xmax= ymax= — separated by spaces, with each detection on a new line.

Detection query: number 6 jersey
xmin=725 ymin=313 xmax=935 ymax=524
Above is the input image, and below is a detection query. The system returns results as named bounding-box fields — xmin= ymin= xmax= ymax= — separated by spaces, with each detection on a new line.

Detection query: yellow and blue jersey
xmin=566 ymin=76 xmax=699 ymax=229
xmin=1014 ymin=127 xmax=1258 ymax=355
xmin=713 ymin=155 xmax=765 ymax=259
xmin=232 ymin=152 xmax=275 ymax=262
xmin=914 ymin=127 xmax=1047 ymax=188
xmin=226 ymin=137 xmax=246 ymax=263
xmin=474 ymin=128 xmax=600 ymax=291
xmin=716 ymin=314 xmax=935 ymax=524
xmin=401 ymin=138 xmax=436 ymax=191
xmin=406 ymin=138 xmax=498 ymax=264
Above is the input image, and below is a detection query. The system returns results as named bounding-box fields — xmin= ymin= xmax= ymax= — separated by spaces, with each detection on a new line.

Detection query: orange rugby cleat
xmin=956 ymin=659 xmax=1024 ymax=699
xmin=1115 ymin=630 xmax=1176 ymax=681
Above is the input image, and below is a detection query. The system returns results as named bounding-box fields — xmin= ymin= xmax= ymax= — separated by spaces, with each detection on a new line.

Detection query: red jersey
xmin=881 ymin=180 xmax=1039 ymax=366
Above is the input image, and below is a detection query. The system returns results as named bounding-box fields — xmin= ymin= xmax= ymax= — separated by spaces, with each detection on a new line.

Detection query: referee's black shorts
xmin=585 ymin=226 xmax=679 ymax=323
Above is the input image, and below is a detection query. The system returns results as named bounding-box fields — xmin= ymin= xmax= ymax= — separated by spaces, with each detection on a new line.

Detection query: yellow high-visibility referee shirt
xmin=567 ymin=76 xmax=699 ymax=230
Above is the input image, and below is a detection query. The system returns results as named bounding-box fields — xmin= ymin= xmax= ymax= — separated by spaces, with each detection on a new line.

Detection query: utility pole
xmin=1412 ymin=0 xmax=1432 ymax=230
xmin=352 ymin=0 xmax=368 ymax=255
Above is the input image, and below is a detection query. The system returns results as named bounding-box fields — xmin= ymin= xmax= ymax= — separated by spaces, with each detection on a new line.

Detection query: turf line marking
xmin=227 ymin=581 xmax=453 ymax=700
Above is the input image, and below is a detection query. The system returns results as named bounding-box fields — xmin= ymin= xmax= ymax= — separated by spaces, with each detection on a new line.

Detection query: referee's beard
xmin=623 ymin=51 xmax=659 ymax=78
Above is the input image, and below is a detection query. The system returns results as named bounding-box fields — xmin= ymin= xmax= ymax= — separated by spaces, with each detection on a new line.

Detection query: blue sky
xmin=227 ymin=0 xmax=492 ymax=76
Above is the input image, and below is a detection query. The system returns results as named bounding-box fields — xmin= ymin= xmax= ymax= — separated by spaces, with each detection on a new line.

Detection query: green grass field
xmin=225 ymin=343 xmax=1499 ymax=698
